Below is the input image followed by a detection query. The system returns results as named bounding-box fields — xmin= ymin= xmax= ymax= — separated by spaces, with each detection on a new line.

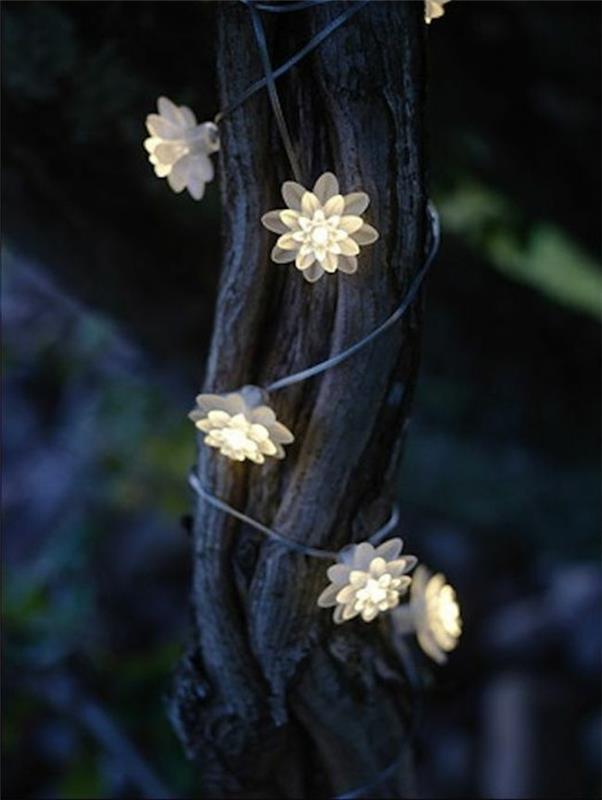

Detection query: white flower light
xmin=261 ymin=171 xmax=379 ymax=283
xmin=144 ymin=96 xmax=219 ymax=200
xmin=425 ymin=0 xmax=451 ymax=24
xmin=188 ymin=385 xmax=294 ymax=464
xmin=317 ymin=538 xmax=417 ymax=624
xmin=393 ymin=565 xmax=462 ymax=663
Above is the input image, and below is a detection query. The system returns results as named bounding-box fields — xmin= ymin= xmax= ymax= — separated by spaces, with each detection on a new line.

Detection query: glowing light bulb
xmin=188 ymin=386 xmax=294 ymax=464
xmin=261 ymin=171 xmax=379 ymax=283
xmin=317 ymin=539 xmax=417 ymax=624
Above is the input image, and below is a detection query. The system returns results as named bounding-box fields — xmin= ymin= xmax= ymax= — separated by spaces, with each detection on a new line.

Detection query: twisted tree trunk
xmin=170 ymin=2 xmax=427 ymax=796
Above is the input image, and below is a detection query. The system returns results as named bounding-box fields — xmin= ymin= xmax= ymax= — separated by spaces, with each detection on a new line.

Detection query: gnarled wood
xmin=170 ymin=2 xmax=427 ymax=796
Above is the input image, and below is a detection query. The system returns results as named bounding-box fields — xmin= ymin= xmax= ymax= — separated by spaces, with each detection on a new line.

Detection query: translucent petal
xmin=337 ymin=255 xmax=358 ymax=274
xmin=343 ymin=604 xmax=361 ymax=621
xmin=269 ymin=421 xmax=294 ymax=444
xmin=343 ymin=192 xmax=369 ymax=215
xmin=322 ymin=252 xmax=339 ymax=273
xmin=417 ymin=629 xmax=447 ymax=664
xmin=352 ymin=542 xmax=375 ymax=570
xmin=327 ymin=564 xmax=352 ymax=584
xmin=272 ymin=245 xmax=297 ymax=264
xmin=154 ymin=141 xmax=184 ymax=165
xmin=251 ymin=406 xmax=276 ymax=427
xmin=207 ymin=410 xmax=230 ymax=427
xmin=189 ymin=153 xmax=214 ymax=182
xmin=338 ymin=237 xmax=360 ymax=256
xmin=333 ymin=605 xmax=346 ymax=624
xmin=276 ymin=233 xmax=299 ymax=251
xmin=146 ymin=114 xmax=181 ymax=140
xmin=143 ymin=136 xmax=160 ymax=153
xmin=157 ymin=96 xmax=182 ymax=124
xmin=374 ymin=538 xmax=403 ymax=562
xmin=167 ymin=169 xmax=188 ymax=193
xmin=282 ymin=181 xmax=306 ymax=210
xmin=336 ymin=585 xmax=358 ymax=605
xmin=280 ymin=209 xmax=300 ymax=229
xmin=317 ymin=584 xmax=339 ymax=608
xmin=301 ymin=191 xmax=320 ymax=216
xmin=302 ymin=262 xmax=325 ymax=283
xmin=313 ymin=172 xmax=339 ymax=204
xmin=186 ymin=173 xmax=206 ymax=201
xmin=261 ymin=210 xmax=289 ymax=234
xmin=338 ymin=215 xmax=364 ymax=234
xmin=362 ymin=606 xmax=379 ymax=622
xmin=322 ymin=194 xmax=344 ymax=217
xmin=168 ymin=155 xmax=191 ymax=193
xmin=178 ymin=105 xmax=197 ymax=128
xmin=351 ymin=223 xmax=379 ymax=245
xmin=249 ymin=423 xmax=269 ymax=441
xmin=258 ymin=439 xmax=277 ymax=456
xmin=296 ymin=250 xmax=316 ymax=270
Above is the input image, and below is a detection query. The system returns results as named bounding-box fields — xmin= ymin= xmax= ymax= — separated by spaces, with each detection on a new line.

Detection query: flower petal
xmin=312 ymin=172 xmax=339 ymax=204
xmin=338 ymin=215 xmax=364 ymax=234
xmin=323 ymin=194 xmax=345 ymax=217
xmin=280 ymin=209 xmax=300 ymax=229
xmin=343 ymin=192 xmax=370 ymax=215
xmin=167 ymin=155 xmax=190 ymax=193
xmin=336 ymin=585 xmax=358 ymax=605
xmin=338 ymin=237 xmax=360 ymax=256
xmin=301 ymin=191 xmax=321 ymax=216
xmin=157 ymin=96 xmax=182 ymax=124
xmin=317 ymin=584 xmax=340 ymax=608
xmin=269 ymin=421 xmax=294 ymax=444
xmin=146 ymin=113 xmax=181 ymax=140
xmin=374 ymin=538 xmax=403 ymax=562
xmin=352 ymin=542 xmax=375 ymax=570
xmin=272 ymin=245 xmax=297 ymax=264
xmin=296 ymin=249 xmax=316 ymax=270
xmin=261 ymin=210 xmax=289 ymax=234
xmin=302 ymin=262 xmax=325 ymax=283
xmin=351 ymin=223 xmax=379 ymax=245
xmin=276 ymin=233 xmax=299 ymax=251
xmin=327 ymin=563 xmax=352 ymax=584
xmin=178 ymin=105 xmax=197 ymax=128
xmin=282 ymin=181 xmax=307 ymax=210
xmin=322 ymin=252 xmax=339 ymax=273
xmin=337 ymin=255 xmax=358 ymax=274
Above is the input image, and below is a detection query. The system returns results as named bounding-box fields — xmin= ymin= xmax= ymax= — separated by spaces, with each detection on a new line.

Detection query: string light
xmin=188 ymin=386 xmax=294 ymax=464
xmin=317 ymin=538 xmax=417 ymax=624
xmin=261 ymin=172 xmax=379 ymax=283
xmin=144 ymin=96 xmax=219 ymax=200
xmin=392 ymin=566 xmax=462 ymax=663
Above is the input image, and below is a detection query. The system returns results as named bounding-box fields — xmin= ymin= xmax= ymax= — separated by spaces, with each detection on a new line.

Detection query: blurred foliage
xmin=437 ymin=181 xmax=602 ymax=320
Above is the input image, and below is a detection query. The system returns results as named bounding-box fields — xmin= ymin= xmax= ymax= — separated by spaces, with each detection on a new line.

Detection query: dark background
xmin=2 ymin=2 xmax=601 ymax=798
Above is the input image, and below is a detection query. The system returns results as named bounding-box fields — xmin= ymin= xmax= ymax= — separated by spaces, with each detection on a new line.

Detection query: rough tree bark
xmin=170 ymin=2 xmax=427 ymax=796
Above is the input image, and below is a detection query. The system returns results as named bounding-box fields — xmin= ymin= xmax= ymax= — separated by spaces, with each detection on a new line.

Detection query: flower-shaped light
xmin=144 ymin=96 xmax=219 ymax=200
xmin=188 ymin=385 xmax=294 ymax=464
xmin=392 ymin=565 xmax=462 ymax=663
xmin=425 ymin=0 xmax=450 ymax=24
xmin=261 ymin=171 xmax=379 ymax=283
xmin=318 ymin=538 xmax=417 ymax=624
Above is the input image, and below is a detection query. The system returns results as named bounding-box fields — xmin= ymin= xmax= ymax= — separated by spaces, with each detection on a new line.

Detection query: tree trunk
xmin=170 ymin=2 xmax=427 ymax=796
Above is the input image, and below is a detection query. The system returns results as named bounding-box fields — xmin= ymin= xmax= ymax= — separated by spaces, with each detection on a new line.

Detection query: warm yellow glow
xmin=261 ymin=172 xmax=379 ymax=283
xmin=188 ymin=387 xmax=294 ymax=464
xmin=144 ymin=96 xmax=219 ymax=200
xmin=407 ymin=566 xmax=462 ymax=663
xmin=318 ymin=539 xmax=417 ymax=624
xmin=425 ymin=0 xmax=451 ymax=24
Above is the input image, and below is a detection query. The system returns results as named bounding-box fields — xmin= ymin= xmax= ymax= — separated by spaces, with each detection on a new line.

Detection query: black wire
xmin=214 ymin=2 xmax=368 ymax=124
xmin=245 ymin=0 xmax=303 ymax=181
